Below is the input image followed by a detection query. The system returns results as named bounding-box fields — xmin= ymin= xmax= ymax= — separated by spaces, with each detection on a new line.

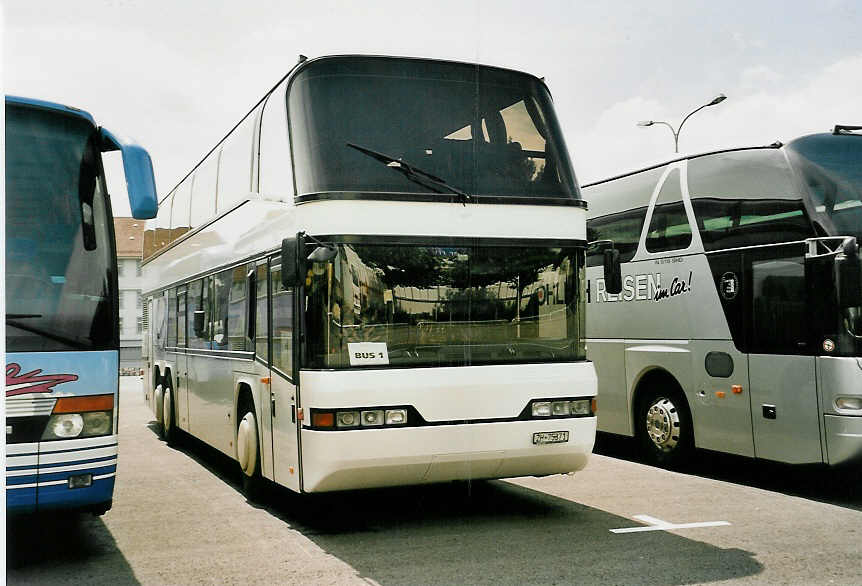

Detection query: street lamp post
xmin=637 ymin=94 xmax=727 ymax=153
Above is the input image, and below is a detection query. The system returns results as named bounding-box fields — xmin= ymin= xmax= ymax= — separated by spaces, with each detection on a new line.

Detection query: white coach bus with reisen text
xmin=141 ymin=55 xmax=600 ymax=496
xmin=583 ymin=126 xmax=862 ymax=468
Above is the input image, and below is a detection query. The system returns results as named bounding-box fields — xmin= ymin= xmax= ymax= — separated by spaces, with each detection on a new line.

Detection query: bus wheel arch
xmin=632 ymin=369 xmax=694 ymax=468
xmin=236 ymin=385 xmax=264 ymax=501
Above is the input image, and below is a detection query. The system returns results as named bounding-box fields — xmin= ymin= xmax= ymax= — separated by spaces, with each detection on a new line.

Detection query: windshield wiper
xmin=347 ymin=142 xmax=471 ymax=205
xmin=6 ymin=313 xmax=42 ymax=319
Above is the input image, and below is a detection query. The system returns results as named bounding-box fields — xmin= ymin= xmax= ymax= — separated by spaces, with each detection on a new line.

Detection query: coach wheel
xmin=153 ymin=383 xmax=164 ymax=427
xmin=161 ymin=386 xmax=177 ymax=445
xmin=237 ymin=409 xmax=263 ymax=501
xmin=637 ymin=387 xmax=693 ymax=469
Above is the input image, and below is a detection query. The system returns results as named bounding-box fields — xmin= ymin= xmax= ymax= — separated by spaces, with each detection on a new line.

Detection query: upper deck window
xmin=687 ymin=149 xmax=813 ymax=251
xmin=287 ymin=57 xmax=579 ymax=203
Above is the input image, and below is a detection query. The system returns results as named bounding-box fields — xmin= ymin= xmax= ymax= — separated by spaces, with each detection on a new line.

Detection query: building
xmin=114 ymin=217 xmax=145 ymax=373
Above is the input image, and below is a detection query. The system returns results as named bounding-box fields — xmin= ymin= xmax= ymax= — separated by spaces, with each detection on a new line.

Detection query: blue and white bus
xmin=5 ymin=96 xmax=158 ymax=515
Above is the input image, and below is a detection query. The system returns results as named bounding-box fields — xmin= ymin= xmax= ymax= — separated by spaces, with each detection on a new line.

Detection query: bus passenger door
xmin=268 ymin=260 xmax=301 ymax=492
xmin=747 ymin=252 xmax=823 ymax=464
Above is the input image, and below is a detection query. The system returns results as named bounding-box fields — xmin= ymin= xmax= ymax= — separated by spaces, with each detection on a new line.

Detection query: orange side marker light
xmin=732 ymin=385 xmax=743 ymax=394
xmin=715 ymin=391 xmax=726 ymax=399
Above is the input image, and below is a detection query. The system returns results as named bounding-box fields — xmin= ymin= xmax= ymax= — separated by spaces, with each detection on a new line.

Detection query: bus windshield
xmin=288 ymin=57 xmax=579 ymax=201
xmin=787 ymin=133 xmax=862 ymax=241
xmin=5 ymin=104 xmax=116 ymax=351
xmin=305 ymin=240 xmax=586 ymax=369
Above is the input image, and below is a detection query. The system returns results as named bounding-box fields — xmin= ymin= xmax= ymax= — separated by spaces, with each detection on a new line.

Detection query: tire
xmin=161 ymin=385 xmax=178 ymax=445
xmin=153 ymin=383 xmax=164 ymax=428
xmin=636 ymin=386 xmax=694 ymax=469
xmin=237 ymin=408 xmax=264 ymax=501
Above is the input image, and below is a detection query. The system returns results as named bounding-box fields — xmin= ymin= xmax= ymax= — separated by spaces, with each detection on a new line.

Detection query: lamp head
xmin=636 ymin=120 xmax=655 ymax=127
xmin=708 ymin=94 xmax=727 ymax=106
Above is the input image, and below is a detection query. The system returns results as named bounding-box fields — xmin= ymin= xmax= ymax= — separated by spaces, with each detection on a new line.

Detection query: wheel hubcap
xmin=645 ymin=397 xmax=680 ymax=452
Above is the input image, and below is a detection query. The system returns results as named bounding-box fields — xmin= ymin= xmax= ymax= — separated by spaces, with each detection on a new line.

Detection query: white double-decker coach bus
xmin=142 ymin=55 xmax=598 ymax=496
xmin=584 ymin=126 xmax=862 ymax=467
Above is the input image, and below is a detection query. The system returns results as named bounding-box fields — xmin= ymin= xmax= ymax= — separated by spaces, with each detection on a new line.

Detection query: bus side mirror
xmin=281 ymin=237 xmax=298 ymax=287
xmin=603 ymin=248 xmax=623 ymax=295
xmin=99 ymin=127 xmax=158 ymax=219
xmin=193 ymin=310 xmax=205 ymax=337
xmin=837 ymin=239 xmax=862 ymax=308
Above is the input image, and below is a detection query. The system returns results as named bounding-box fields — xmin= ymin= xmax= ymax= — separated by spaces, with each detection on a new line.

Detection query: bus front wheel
xmin=636 ymin=387 xmax=693 ymax=469
xmin=237 ymin=409 xmax=263 ymax=501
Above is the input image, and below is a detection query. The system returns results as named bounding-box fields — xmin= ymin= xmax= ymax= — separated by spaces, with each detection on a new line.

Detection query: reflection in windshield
xmin=304 ymin=241 xmax=586 ymax=369
xmin=786 ymin=134 xmax=862 ymax=241
xmin=288 ymin=57 xmax=578 ymax=200
xmin=5 ymin=104 xmax=115 ymax=352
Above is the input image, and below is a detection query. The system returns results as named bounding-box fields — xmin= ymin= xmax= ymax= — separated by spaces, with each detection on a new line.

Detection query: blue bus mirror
xmin=99 ymin=127 xmax=158 ymax=219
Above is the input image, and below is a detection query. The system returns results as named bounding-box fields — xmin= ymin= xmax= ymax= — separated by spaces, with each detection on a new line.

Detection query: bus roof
xmin=581 ymin=143 xmax=783 ymax=189
xmin=5 ymin=95 xmax=96 ymax=126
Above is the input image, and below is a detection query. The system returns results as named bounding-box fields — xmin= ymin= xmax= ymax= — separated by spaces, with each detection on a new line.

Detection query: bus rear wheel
xmin=237 ymin=409 xmax=264 ymax=501
xmin=161 ymin=385 xmax=178 ymax=445
xmin=637 ymin=387 xmax=693 ymax=469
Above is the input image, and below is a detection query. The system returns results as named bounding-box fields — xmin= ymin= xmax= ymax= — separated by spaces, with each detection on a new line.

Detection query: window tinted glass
xmin=305 ymin=241 xmax=586 ymax=369
xmin=177 ymin=289 xmax=187 ymax=347
xmin=688 ymin=150 xmax=813 ymax=251
xmin=584 ymin=166 xmax=665 ymax=267
xmin=750 ymin=257 xmax=807 ymax=353
xmin=260 ymin=88 xmax=293 ymax=197
xmin=646 ymin=169 xmax=692 ymax=253
xmin=167 ymin=288 xmax=177 ymax=347
xmin=5 ymin=104 xmax=116 ymax=351
xmin=786 ymin=134 xmax=862 ymax=241
xmin=271 ymin=261 xmax=293 ymax=375
xmin=255 ymin=264 xmax=269 ymax=360
xmin=212 ymin=269 xmax=231 ymax=350
xmin=227 ymin=266 xmax=247 ymax=351
xmin=188 ymin=278 xmax=210 ymax=349
xmin=190 ymin=155 xmax=218 ymax=230
xmin=170 ymin=180 xmax=192 ymax=243
xmin=288 ymin=57 xmax=578 ymax=200
xmin=218 ymin=113 xmax=255 ymax=213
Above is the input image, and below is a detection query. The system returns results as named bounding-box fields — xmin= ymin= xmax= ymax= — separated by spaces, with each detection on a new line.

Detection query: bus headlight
xmin=570 ymin=400 xmax=592 ymax=415
xmin=528 ymin=398 xmax=594 ymax=419
xmin=385 ymin=409 xmax=407 ymax=425
xmin=45 ymin=414 xmax=84 ymax=438
xmin=42 ymin=394 xmax=115 ymax=440
xmin=336 ymin=411 xmax=360 ymax=428
xmin=532 ymin=402 xmax=552 ymax=417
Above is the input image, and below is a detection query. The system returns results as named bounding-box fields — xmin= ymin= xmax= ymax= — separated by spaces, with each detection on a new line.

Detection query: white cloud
xmin=571 ymin=54 xmax=862 ymax=185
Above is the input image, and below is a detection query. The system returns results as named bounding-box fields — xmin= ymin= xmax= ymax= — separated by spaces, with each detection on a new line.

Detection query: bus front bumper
xmin=299 ymin=416 xmax=596 ymax=492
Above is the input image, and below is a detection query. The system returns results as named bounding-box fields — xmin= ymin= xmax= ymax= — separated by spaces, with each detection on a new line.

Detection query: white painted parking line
xmin=610 ymin=514 xmax=731 ymax=534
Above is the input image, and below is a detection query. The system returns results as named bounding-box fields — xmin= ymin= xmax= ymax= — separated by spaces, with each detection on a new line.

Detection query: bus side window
xmin=645 ymin=169 xmax=692 ymax=253
xmin=188 ymin=278 xmax=210 ymax=349
xmin=227 ymin=265 xmax=247 ymax=351
xmin=255 ymin=263 xmax=269 ymax=362
xmin=212 ymin=269 xmax=232 ymax=350
xmin=586 ymin=207 xmax=648 ymax=267
xmin=167 ymin=288 xmax=177 ymax=347
xmin=177 ymin=287 xmax=187 ymax=347
xmin=270 ymin=259 xmax=294 ymax=377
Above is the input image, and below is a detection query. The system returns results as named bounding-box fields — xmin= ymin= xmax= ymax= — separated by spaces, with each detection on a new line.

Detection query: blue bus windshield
xmin=5 ymin=103 xmax=117 ymax=351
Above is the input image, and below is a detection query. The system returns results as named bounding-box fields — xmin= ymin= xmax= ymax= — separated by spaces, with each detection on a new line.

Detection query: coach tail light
xmin=42 ymin=394 xmax=114 ymax=440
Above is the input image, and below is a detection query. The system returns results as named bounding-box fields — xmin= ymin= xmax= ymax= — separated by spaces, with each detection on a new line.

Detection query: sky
xmin=4 ymin=0 xmax=861 ymax=216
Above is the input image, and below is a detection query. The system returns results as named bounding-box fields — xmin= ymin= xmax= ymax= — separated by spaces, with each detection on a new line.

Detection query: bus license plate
xmin=533 ymin=431 xmax=569 ymax=445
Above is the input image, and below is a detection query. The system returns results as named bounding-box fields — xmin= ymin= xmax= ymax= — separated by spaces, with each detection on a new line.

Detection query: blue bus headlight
xmin=45 ymin=414 xmax=85 ymax=438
